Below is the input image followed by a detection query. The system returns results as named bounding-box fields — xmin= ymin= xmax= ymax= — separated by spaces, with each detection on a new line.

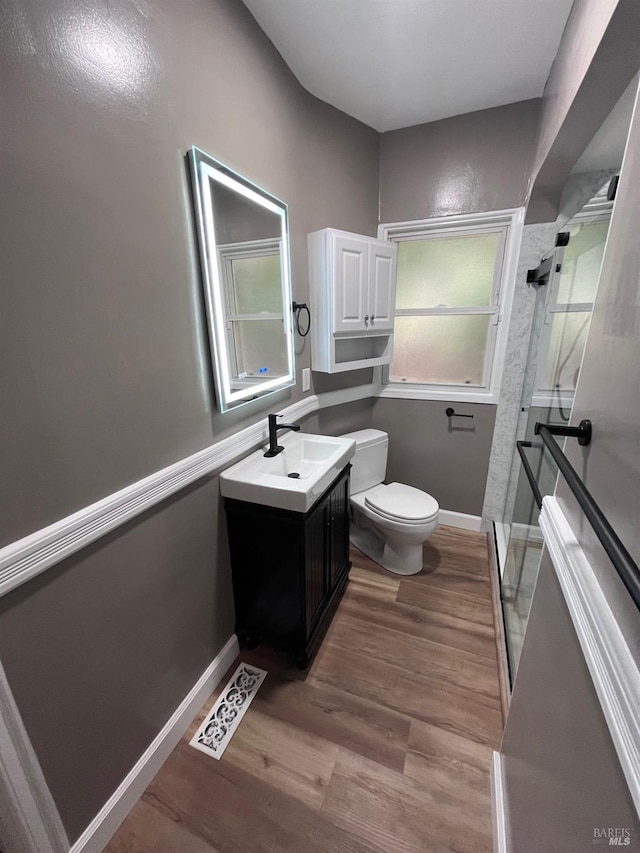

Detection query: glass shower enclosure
xmin=497 ymin=204 xmax=612 ymax=680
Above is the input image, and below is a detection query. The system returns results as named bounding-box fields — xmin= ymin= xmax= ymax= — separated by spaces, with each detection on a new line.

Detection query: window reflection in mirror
xmin=188 ymin=147 xmax=295 ymax=411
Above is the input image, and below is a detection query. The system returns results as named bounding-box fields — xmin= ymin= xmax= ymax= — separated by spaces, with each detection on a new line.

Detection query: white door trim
xmin=0 ymin=659 xmax=68 ymax=853
xmin=491 ymin=751 xmax=510 ymax=853
xmin=540 ymin=496 xmax=640 ymax=814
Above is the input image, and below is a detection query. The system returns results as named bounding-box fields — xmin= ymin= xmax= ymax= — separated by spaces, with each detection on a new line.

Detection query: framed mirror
xmin=188 ymin=147 xmax=295 ymax=411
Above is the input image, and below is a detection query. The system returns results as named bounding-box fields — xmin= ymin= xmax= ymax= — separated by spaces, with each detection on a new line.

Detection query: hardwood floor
xmin=107 ymin=525 xmax=503 ymax=853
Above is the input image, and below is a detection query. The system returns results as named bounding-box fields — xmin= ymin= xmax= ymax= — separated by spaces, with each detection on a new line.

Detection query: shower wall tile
xmin=481 ymin=223 xmax=555 ymax=526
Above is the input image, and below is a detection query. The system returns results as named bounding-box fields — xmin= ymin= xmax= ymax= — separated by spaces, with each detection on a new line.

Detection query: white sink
xmin=219 ymin=432 xmax=356 ymax=513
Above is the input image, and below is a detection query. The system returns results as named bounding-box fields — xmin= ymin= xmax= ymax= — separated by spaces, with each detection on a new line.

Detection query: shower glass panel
xmin=499 ymin=207 xmax=611 ymax=681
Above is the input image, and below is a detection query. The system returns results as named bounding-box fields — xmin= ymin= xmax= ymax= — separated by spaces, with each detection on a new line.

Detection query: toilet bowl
xmin=340 ymin=430 xmax=439 ymax=575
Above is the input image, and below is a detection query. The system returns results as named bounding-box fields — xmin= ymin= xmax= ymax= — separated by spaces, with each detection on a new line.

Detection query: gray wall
xmin=0 ymin=477 xmax=233 ymax=841
xmin=0 ymin=0 xmax=379 ymax=547
xmin=501 ymin=553 xmax=639 ymax=852
xmin=500 ymin=71 xmax=640 ymax=851
xmin=557 ymin=76 xmax=640 ymax=661
xmin=303 ymin=399 xmax=375 ymax=438
xmin=379 ymin=99 xmax=539 ymax=223
xmin=375 ymin=100 xmax=539 ymax=516
xmin=528 ymin=0 xmax=640 ymax=222
xmin=0 ymin=0 xmax=379 ymax=841
xmin=372 ymin=399 xmax=496 ymax=516
xmin=532 ymin=0 xmax=618 ymax=177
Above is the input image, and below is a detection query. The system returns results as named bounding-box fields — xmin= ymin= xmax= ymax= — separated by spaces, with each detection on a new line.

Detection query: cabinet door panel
xmin=329 ymin=470 xmax=350 ymax=592
xmin=304 ymin=497 xmax=329 ymax=638
xmin=332 ymin=235 xmax=368 ymax=333
xmin=368 ymin=242 xmax=397 ymax=332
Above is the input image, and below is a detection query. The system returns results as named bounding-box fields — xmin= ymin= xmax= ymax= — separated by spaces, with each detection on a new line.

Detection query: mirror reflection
xmin=188 ymin=147 xmax=295 ymax=411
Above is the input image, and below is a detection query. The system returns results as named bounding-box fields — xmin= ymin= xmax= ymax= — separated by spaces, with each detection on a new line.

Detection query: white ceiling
xmin=242 ymin=0 xmax=575 ymax=132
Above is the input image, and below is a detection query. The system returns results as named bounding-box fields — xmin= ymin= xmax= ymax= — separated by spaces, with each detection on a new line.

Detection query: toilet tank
xmin=340 ymin=429 xmax=388 ymax=494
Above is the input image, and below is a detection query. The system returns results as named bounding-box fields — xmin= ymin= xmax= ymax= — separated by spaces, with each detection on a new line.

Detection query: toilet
xmin=341 ymin=429 xmax=439 ymax=576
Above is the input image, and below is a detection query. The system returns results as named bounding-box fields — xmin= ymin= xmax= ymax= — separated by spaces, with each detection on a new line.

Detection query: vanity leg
xmin=296 ymin=651 xmax=312 ymax=670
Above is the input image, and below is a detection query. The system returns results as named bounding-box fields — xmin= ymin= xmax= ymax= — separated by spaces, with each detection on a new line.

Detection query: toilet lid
xmin=365 ymin=483 xmax=439 ymax=523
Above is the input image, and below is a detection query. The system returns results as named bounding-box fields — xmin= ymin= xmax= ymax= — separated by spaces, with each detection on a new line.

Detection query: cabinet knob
xmin=364 ymin=314 xmax=369 ymax=324
xmin=370 ymin=314 xmax=375 ymax=323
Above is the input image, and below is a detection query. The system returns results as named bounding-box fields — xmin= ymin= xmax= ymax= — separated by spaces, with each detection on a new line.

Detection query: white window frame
xmin=217 ymin=238 xmax=285 ymax=388
xmin=376 ymin=208 xmax=524 ymax=404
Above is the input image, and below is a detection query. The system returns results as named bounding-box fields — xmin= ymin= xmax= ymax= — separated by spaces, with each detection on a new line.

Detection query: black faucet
xmin=264 ymin=413 xmax=300 ymax=457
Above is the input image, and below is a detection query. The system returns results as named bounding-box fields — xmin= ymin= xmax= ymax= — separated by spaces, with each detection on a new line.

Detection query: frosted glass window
xmin=390 ymin=315 xmax=490 ymax=386
xmin=536 ymin=311 xmax=591 ymax=392
xmin=390 ymin=226 xmax=504 ymax=390
xmin=232 ymin=319 xmax=288 ymax=378
xmin=556 ymin=221 xmax=608 ymax=304
xmin=396 ymin=233 xmax=500 ymax=309
xmin=230 ymin=254 xmax=282 ymax=314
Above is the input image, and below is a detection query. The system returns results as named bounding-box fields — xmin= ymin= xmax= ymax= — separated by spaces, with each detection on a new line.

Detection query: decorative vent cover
xmin=189 ymin=663 xmax=267 ymax=760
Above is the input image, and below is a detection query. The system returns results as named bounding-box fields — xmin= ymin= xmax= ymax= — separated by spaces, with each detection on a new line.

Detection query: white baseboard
xmin=69 ymin=634 xmax=239 ymax=853
xmin=438 ymin=510 xmax=483 ymax=532
xmin=491 ymin=751 xmax=510 ymax=853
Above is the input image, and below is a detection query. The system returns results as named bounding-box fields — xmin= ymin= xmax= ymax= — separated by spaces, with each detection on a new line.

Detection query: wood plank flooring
xmin=107 ymin=524 xmax=503 ymax=853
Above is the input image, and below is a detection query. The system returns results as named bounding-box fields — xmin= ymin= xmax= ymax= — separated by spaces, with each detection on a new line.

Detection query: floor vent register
xmin=189 ymin=663 xmax=267 ymax=760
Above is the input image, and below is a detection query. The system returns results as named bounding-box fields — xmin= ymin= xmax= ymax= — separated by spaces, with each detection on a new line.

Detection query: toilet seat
xmin=364 ymin=482 xmax=439 ymax=524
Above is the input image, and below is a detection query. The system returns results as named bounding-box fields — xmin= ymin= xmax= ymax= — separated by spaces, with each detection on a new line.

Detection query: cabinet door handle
xmin=364 ymin=314 xmax=369 ymax=325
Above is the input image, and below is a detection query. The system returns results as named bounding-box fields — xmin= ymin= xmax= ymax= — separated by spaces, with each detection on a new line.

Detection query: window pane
xmin=395 ymin=232 xmax=500 ymax=309
xmin=556 ymin=220 xmax=608 ymax=304
xmin=231 ymin=319 xmax=288 ymax=378
xmin=390 ymin=315 xmax=490 ymax=386
xmin=536 ymin=311 xmax=591 ymax=391
xmin=231 ymin=254 xmax=282 ymax=314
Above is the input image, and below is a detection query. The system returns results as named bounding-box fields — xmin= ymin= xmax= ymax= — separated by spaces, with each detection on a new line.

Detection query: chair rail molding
xmin=0 ymin=375 xmax=484 ymax=601
xmin=540 ymin=496 xmax=640 ymax=815
xmin=0 ymin=383 xmax=384 ymax=599
xmin=0 ymin=395 xmax=319 ymax=599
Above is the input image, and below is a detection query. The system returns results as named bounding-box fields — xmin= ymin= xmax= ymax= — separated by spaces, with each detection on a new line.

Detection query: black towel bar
xmin=445 ymin=407 xmax=473 ymax=419
xmin=518 ymin=421 xmax=640 ymax=610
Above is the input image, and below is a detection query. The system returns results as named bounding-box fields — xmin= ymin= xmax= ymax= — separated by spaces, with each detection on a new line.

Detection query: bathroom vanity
xmin=220 ymin=430 xmax=356 ymax=667
xmin=224 ymin=464 xmax=351 ymax=668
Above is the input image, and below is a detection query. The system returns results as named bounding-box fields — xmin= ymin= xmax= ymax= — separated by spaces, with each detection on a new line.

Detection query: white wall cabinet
xmin=308 ymin=228 xmax=397 ymax=373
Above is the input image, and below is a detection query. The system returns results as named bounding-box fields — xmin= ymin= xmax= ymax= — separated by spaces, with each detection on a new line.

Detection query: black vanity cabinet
xmin=224 ymin=465 xmax=351 ymax=667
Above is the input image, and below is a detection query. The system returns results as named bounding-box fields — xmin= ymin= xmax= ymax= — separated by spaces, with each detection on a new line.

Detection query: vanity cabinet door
xmin=332 ymin=233 xmax=369 ymax=334
xmin=368 ymin=241 xmax=397 ymax=332
xmin=304 ymin=495 xmax=330 ymax=636
xmin=328 ymin=467 xmax=350 ymax=593
xmin=225 ymin=465 xmax=351 ymax=665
